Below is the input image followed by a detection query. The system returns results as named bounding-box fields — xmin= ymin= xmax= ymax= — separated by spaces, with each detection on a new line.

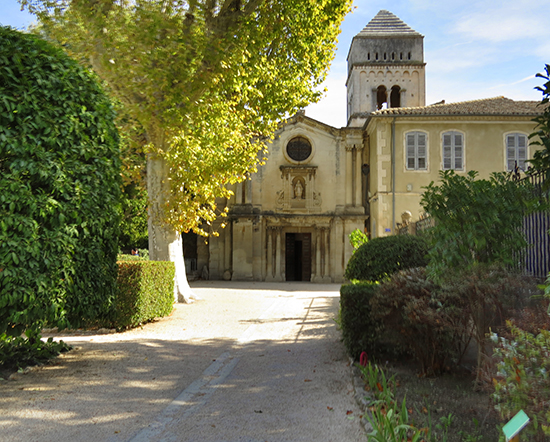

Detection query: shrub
xmin=115 ymin=260 xmax=175 ymax=329
xmin=441 ymin=265 xmax=536 ymax=386
xmin=344 ymin=235 xmax=429 ymax=282
xmin=491 ymin=323 xmax=550 ymax=440
xmin=339 ymin=281 xmax=381 ymax=359
xmin=421 ymin=170 xmax=533 ymax=280
xmin=0 ymin=27 xmax=121 ymax=341
xmin=370 ymin=268 xmax=469 ymax=375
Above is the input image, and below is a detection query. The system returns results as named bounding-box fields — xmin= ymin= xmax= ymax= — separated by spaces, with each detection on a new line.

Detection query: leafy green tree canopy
xmin=22 ymin=0 xmax=352 ymax=235
xmin=0 ymin=26 xmax=121 ymax=338
xmin=529 ymin=64 xmax=550 ymax=181
xmin=421 ymin=170 xmax=532 ymax=279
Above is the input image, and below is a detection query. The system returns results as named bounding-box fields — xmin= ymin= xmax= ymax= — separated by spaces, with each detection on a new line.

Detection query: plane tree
xmin=21 ymin=0 xmax=352 ymax=301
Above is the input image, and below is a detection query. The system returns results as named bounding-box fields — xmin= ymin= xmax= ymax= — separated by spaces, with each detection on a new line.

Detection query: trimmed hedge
xmin=0 ymin=27 xmax=121 ymax=337
xmin=345 ymin=235 xmax=429 ymax=282
xmin=339 ymin=281 xmax=381 ymax=360
xmin=115 ymin=261 xmax=175 ymax=329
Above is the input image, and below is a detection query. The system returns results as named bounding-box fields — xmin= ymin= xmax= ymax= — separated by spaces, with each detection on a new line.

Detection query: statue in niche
xmin=293 ymin=179 xmax=305 ymax=199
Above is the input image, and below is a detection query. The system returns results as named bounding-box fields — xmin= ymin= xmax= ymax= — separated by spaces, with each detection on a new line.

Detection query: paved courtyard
xmin=1 ymin=281 xmax=365 ymax=442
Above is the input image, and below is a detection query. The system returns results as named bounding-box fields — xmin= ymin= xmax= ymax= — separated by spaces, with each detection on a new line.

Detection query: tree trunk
xmin=147 ymin=154 xmax=200 ymax=303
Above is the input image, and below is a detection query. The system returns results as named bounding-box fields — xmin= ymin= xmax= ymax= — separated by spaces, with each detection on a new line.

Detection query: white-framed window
xmin=442 ymin=131 xmax=464 ymax=170
xmin=506 ymin=133 xmax=528 ymax=171
xmin=405 ymin=131 xmax=427 ymax=170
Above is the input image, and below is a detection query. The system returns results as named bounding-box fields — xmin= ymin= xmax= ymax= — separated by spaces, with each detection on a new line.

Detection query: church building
xmin=188 ymin=10 xmax=543 ymax=283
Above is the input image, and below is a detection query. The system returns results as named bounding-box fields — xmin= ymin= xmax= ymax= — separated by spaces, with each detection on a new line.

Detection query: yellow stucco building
xmin=188 ymin=10 xmax=544 ymax=282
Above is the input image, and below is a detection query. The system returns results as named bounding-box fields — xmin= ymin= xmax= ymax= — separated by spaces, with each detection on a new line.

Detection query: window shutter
xmin=407 ymin=134 xmax=416 ymax=169
xmin=517 ymin=135 xmax=527 ymax=170
xmin=443 ymin=134 xmax=452 ymax=169
xmin=417 ymin=133 xmax=426 ymax=169
xmin=454 ymin=133 xmax=463 ymax=170
xmin=506 ymin=135 xmax=516 ymax=171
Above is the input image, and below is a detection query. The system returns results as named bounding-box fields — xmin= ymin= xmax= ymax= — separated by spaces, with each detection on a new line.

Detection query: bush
xmin=491 ymin=324 xmax=550 ymax=440
xmin=0 ymin=27 xmax=121 ymax=340
xmin=344 ymin=235 xmax=429 ymax=282
xmin=370 ymin=267 xmax=469 ymax=375
xmin=115 ymin=260 xmax=175 ymax=329
xmin=421 ymin=170 xmax=533 ymax=280
xmin=339 ymin=281 xmax=381 ymax=359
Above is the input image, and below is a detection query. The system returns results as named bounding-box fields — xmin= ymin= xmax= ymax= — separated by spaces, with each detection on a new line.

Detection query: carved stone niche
xmin=276 ymin=166 xmax=321 ymax=213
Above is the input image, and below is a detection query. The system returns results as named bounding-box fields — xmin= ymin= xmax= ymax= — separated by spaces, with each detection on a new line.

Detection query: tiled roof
xmin=371 ymin=97 xmax=543 ymax=117
xmin=357 ymin=10 xmax=422 ymax=37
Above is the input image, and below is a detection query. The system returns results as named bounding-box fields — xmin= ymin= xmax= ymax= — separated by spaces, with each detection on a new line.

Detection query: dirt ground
xmin=387 ymin=360 xmax=501 ymax=441
xmin=350 ymin=353 xmax=503 ymax=442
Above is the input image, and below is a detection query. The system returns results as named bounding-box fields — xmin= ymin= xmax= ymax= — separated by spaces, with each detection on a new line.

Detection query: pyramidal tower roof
xmin=357 ymin=10 xmax=422 ymax=37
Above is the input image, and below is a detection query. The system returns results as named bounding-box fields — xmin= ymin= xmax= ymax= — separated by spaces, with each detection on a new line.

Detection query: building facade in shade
xmin=186 ymin=10 xmax=543 ymax=282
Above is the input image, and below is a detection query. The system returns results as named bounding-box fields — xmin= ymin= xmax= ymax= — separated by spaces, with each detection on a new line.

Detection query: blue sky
xmin=2 ymin=0 xmax=549 ymax=127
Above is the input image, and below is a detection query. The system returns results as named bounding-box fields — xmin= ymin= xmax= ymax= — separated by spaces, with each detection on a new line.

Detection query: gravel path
xmin=0 ymin=281 xmax=365 ymax=442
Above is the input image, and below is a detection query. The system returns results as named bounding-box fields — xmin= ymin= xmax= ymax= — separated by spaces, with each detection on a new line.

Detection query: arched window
xmin=286 ymin=136 xmax=312 ymax=162
xmin=376 ymin=85 xmax=387 ymax=110
xmin=442 ymin=131 xmax=464 ymax=170
xmin=506 ymin=133 xmax=528 ymax=171
xmin=406 ymin=131 xmax=428 ymax=170
xmin=390 ymin=85 xmax=401 ymax=108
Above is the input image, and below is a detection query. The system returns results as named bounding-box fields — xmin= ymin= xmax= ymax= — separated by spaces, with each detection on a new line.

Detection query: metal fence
xmin=398 ymin=169 xmax=550 ymax=280
xmin=517 ymin=169 xmax=550 ymax=280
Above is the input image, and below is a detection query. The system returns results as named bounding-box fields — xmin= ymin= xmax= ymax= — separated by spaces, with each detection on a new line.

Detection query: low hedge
xmin=339 ymin=281 xmax=381 ymax=360
xmin=345 ymin=234 xmax=429 ymax=282
xmin=115 ymin=260 xmax=175 ymax=329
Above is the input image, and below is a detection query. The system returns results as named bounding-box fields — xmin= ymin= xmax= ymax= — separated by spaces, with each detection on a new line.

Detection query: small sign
xmin=385 ymin=228 xmax=391 ymax=232
xmin=503 ymin=410 xmax=530 ymax=441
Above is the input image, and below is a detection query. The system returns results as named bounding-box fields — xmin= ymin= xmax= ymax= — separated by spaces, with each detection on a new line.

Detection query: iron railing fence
xmin=397 ymin=168 xmax=550 ymax=280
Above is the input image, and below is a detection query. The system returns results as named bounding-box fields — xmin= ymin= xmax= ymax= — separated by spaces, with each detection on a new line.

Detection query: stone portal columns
xmin=344 ymin=130 xmax=365 ymax=214
xmin=345 ymin=146 xmax=353 ymax=207
xmin=265 ymin=227 xmax=274 ymax=281
xmin=313 ymin=226 xmax=332 ymax=283
xmin=323 ymin=228 xmax=331 ymax=282
xmin=274 ymin=227 xmax=283 ymax=282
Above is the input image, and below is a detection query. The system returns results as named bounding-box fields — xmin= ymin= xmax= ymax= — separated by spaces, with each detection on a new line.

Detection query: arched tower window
xmin=376 ymin=85 xmax=387 ymax=110
xmin=390 ymin=86 xmax=401 ymax=108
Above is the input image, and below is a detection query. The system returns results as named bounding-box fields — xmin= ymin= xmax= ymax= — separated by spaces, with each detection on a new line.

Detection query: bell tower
xmin=346 ymin=10 xmax=426 ymax=127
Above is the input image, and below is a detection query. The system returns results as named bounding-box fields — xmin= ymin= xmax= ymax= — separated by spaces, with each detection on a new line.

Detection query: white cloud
xmin=455 ymin=14 xmax=545 ymax=43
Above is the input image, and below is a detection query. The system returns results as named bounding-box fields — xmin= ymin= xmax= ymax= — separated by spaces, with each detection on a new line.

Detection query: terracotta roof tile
xmin=371 ymin=97 xmax=543 ymax=117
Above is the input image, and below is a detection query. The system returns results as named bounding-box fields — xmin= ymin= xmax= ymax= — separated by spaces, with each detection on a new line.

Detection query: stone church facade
xmin=187 ymin=10 xmax=543 ymax=283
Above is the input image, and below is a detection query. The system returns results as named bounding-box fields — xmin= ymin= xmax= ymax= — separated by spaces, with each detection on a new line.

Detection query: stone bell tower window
xmin=286 ymin=136 xmax=312 ymax=162
xmin=390 ymin=85 xmax=401 ymax=108
xmin=376 ymin=85 xmax=387 ymax=110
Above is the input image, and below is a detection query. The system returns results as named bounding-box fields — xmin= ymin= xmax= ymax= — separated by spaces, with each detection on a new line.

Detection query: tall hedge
xmin=345 ymin=234 xmax=429 ymax=282
xmin=0 ymin=27 xmax=121 ymax=337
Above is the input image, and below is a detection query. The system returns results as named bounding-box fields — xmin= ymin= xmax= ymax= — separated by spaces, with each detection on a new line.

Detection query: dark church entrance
xmin=285 ymin=233 xmax=312 ymax=281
